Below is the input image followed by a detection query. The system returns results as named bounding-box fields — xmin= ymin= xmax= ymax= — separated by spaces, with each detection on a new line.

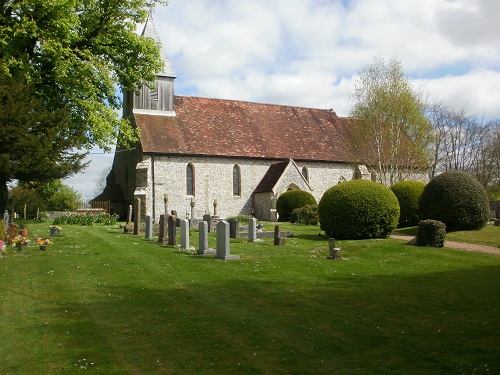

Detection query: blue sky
xmin=64 ymin=0 xmax=500 ymax=200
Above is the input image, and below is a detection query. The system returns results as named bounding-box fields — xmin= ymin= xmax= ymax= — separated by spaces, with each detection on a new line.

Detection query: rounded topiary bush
xmin=290 ymin=204 xmax=319 ymax=225
xmin=318 ymin=179 xmax=400 ymax=240
xmin=390 ymin=180 xmax=426 ymax=228
xmin=418 ymin=170 xmax=490 ymax=232
xmin=276 ymin=190 xmax=317 ymax=222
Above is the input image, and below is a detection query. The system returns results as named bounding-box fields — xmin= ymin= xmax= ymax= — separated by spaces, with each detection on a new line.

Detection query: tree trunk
xmin=0 ymin=178 xmax=8 ymax=217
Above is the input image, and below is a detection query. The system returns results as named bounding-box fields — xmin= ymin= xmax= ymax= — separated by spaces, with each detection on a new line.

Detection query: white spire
xmin=141 ymin=13 xmax=177 ymax=78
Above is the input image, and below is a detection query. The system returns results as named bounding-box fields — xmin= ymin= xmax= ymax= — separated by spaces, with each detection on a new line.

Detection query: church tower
xmin=123 ymin=14 xmax=177 ymax=118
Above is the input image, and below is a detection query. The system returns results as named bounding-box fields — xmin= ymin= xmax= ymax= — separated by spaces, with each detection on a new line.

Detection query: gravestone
xmin=190 ymin=198 xmax=196 ymax=227
xmin=229 ymin=218 xmax=239 ymax=239
xmin=168 ymin=215 xmax=177 ymax=246
xmin=158 ymin=214 xmax=167 ymax=243
xmin=274 ymin=225 xmax=285 ymax=245
xmin=180 ymin=219 xmax=194 ymax=250
xmin=216 ymin=220 xmax=240 ymax=260
xmin=270 ymin=197 xmax=278 ymax=222
xmin=327 ymin=238 xmax=341 ymax=260
xmin=197 ymin=221 xmax=215 ymax=255
xmin=248 ymin=218 xmax=261 ymax=242
xmin=3 ymin=210 xmax=9 ymax=225
xmin=145 ymin=215 xmax=153 ymax=239
xmin=203 ymin=213 xmax=213 ymax=232
xmin=133 ymin=198 xmax=141 ymax=235
xmin=127 ymin=205 xmax=132 ymax=225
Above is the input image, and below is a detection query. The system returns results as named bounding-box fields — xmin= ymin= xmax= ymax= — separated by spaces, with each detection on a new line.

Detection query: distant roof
xmin=141 ymin=15 xmax=176 ymax=78
xmin=134 ymin=95 xmax=356 ymax=163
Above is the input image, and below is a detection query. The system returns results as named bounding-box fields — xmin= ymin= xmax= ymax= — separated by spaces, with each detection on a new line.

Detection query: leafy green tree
xmin=0 ymin=74 xmax=87 ymax=213
xmin=349 ymin=56 xmax=432 ymax=185
xmin=0 ymin=0 xmax=167 ymax=212
xmin=9 ymin=180 xmax=81 ymax=217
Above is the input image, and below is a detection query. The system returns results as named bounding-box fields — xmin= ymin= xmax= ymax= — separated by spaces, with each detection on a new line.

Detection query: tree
xmin=0 ymin=74 xmax=87 ymax=213
xmin=427 ymin=103 xmax=499 ymax=187
xmin=349 ymin=56 xmax=432 ymax=186
xmin=9 ymin=180 xmax=81 ymax=217
xmin=0 ymin=0 xmax=167 ymax=212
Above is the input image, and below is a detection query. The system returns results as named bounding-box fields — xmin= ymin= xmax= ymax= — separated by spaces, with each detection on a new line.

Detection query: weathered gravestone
xmin=203 ymin=213 xmax=214 ymax=232
xmin=168 ymin=214 xmax=177 ymax=246
xmin=158 ymin=214 xmax=168 ymax=244
xmin=327 ymin=238 xmax=341 ymax=260
xmin=145 ymin=215 xmax=153 ymax=239
xmin=229 ymin=218 xmax=239 ymax=239
xmin=197 ymin=221 xmax=215 ymax=255
xmin=216 ymin=220 xmax=240 ymax=260
xmin=127 ymin=205 xmax=132 ymax=225
xmin=133 ymin=198 xmax=141 ymax=235
xmin=274 ymin=225 xmax=286 ymax=245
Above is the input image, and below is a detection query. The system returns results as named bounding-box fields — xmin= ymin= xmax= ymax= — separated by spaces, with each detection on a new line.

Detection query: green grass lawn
xmin=393 ymin=224 xmax=500 ymax=248
xmin=0 ymin=221 xmax=499 ymax=374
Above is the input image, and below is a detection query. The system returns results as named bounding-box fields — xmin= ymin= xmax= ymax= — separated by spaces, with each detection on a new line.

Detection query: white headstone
xmin=180 ymin=219 xmax=192 ymax=250
xmin=216 ymin=220 xmax=239 ymax=260
xmin=145 ymin=215 xmax=153 ymax=239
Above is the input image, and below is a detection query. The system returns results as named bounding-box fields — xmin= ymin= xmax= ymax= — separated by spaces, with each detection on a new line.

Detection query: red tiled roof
xmin=134 ymin=95 xmax=355 ymax=162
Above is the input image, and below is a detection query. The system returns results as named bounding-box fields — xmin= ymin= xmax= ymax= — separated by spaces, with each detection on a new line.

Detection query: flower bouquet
xmin=37 ymin=238 xmax=53 ymax=251
xmin=12 ymin=235 xmax=30 ymax=250
xmin=50 ymin=225 xmax=62 ymax=236
xmin=0 ymin=240 xmax=6 ymax=257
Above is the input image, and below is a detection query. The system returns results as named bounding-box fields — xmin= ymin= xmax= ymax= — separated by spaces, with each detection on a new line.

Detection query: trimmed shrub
xmin=419 ymin=170 xmax=490 ymax=231
xmin=416 ymin=220 xmax=446 ymax=247
xmin=290 ymin=204 xmax=319 ymax=225
xmin=276 ymin=190 xmax=317 ymax=222
xmin=390 ymin=180 xmax=426 ymax=228
xmin=318 ymin=179 xmax=400 ymax=240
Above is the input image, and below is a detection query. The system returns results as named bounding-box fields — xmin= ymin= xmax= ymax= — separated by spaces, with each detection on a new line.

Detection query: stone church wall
xmin=148 ymin=156 xmax=360 ymax=222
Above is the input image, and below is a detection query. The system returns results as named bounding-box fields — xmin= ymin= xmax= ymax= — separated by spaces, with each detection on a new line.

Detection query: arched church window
xmin=302 ymin=166 xmax=309 ymax=182
xmin=186 ymin=163 xmax=195 ymax=196
xmin=233 ymin=164 xmax=241 ymax=196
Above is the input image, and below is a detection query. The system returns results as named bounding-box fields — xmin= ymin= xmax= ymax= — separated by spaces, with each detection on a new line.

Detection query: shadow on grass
xmin=33 ymin=264 xmax=500 ymax=375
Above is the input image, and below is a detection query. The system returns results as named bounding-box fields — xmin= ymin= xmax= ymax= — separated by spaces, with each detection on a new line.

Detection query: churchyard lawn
xmin=0 ymin=221 xmax=498 ymax=374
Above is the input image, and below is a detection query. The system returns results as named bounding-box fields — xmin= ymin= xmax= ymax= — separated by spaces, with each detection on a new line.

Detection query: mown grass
xmin=393 ymin=224 xmax=500 ymax=248
xmin=0 ymin=221 xmax=499 ymax=374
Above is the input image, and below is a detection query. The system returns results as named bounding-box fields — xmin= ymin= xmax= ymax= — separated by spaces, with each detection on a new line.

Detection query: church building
xmin=98 ymin=16 xmax=425 ymax=222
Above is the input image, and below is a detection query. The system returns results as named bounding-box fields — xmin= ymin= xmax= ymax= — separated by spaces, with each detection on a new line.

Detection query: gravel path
xmin=390 ymin=233 xmax=500 ymax=256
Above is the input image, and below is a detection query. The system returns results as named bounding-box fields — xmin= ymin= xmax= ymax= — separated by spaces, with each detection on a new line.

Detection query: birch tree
xmin=349 ymin=56 xmax=431 ymax=186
